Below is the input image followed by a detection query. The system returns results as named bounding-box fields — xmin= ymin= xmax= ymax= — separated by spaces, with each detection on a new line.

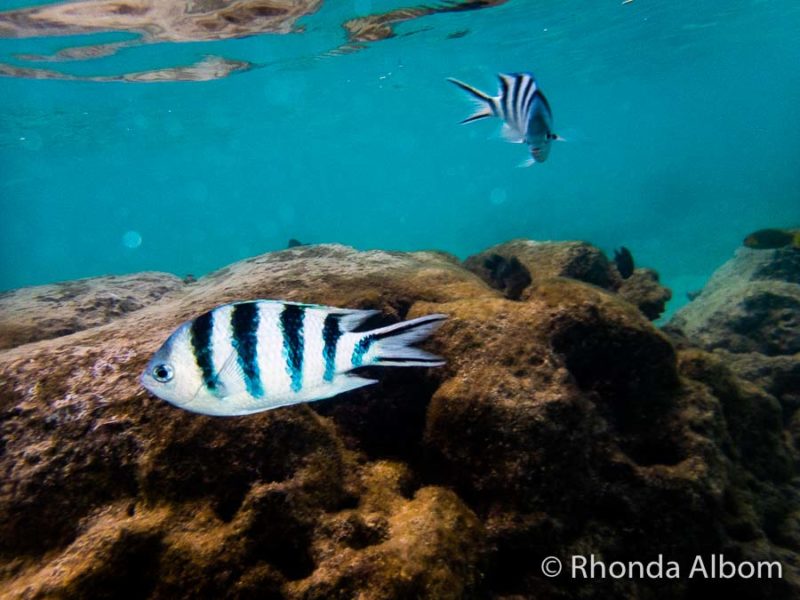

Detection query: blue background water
xmin=1 ymin=0 xmax=799 ymax=318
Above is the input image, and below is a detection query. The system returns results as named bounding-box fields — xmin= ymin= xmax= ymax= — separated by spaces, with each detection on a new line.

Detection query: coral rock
xmin=0 ymin=272 xmax=183 ymax=350
xmin=465 ymin=239 xmax=622 ymax=298
xmin=667 ymin=247 xmax=800 ymax=355
xmin=0 ymin=243 xmax=797 ymax=599
xmin=618 ymin=267 xmax=673 ymax=320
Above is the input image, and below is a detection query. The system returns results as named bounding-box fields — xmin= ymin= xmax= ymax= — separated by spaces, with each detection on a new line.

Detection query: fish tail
xmin=365 ymin=314 xmax=447 ymax=367
xmin=447 ymin=77 xmax=497 ymax=123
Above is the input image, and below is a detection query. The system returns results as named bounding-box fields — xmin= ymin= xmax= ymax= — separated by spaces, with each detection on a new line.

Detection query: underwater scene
xmin=1 ymin=0 xmax=799 ymax=598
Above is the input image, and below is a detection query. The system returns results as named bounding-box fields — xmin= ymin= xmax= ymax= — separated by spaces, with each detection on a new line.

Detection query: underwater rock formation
xmin=464 ymin=239 xmax=623 ymax=294
xmin=464 ymin=239 xmax=672 ymax=320
xmin=666 ymin=246 xmax=800 ymax=530
xmin=0 ymin=271 xmax=183 ymax=350
xmin=667 ymin=247 xmax=800 ymax=355
xmin=618 ymin=267 xmax=673 ymax=321
xmin=0 ymin=243 xmax=798 ymax=598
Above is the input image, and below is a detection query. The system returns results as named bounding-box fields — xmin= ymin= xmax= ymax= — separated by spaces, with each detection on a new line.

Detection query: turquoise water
xmin=1 ymin=0 xmax=799 ymax=318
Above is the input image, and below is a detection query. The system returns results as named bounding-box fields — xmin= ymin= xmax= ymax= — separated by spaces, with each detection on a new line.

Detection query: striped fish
xmin=140 ymin=300 xmax=446 ymax=416
xmin=448 ymin=72 xmax=561 ymax=166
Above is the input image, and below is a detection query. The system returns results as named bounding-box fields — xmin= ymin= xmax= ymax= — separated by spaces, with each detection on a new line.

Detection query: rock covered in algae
xmin=0 ymin=271 xmax=184 ymax=350
xmin=465 ymin=239 xmax=622 ymax=295
xmin=464 ymin=239 xmax=672 ymax=320
xmin=0 ymin=243 xmax=797 ymax=599
xmin=667 ymin=246 xmax=800 ymax=355
xmin=618 ymin=267 xmax=673 ymax=320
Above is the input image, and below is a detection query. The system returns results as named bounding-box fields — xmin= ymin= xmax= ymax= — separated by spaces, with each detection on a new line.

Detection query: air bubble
xmin=20 ymin=133 xmax=42 ymax=151
xmin=122 ymin=230 xmax=143 ymax=249
xmin=490 ymin=188 xmax=508 ymax=205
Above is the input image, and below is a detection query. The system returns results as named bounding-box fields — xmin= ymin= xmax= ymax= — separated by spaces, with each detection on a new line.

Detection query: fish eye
xmin=152 ymin=363 xmax=174 ymax=383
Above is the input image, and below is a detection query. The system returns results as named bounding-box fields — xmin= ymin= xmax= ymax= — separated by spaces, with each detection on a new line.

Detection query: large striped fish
xmin=140 ymin=301 xmax=447 ymax=416
xmin=448 ymin=72 xmax=561 ymax=166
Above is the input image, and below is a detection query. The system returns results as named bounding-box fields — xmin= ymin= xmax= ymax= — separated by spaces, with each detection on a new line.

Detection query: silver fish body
xmin=141 ymin=300 xmax=446 ymax=416
xmin=448 ymin=72 xmax=558 ymax=166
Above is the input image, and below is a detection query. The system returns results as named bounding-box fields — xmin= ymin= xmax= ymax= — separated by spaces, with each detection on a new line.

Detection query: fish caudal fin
xmin=368 ymin=314 xmax=447 ymax=367
xmin=447 ymin=77 xmax=497 ymax=123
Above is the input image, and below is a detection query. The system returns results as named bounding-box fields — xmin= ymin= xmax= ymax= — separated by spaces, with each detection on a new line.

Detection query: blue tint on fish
xmin=280 ymin=304 xmax=305 ymax=392
xmin=231 ymin=302 xmax=263 ymax=398
xmin=352 ymin=334 xmax=374 ymax=367
xmin=351 ymin=317 xmax=442 ymax=367
xmin=322 ymin=313 xmax=342 ymax=382
xmin=190 ymin=310 xmax=218 ymax=392
xmin=448 ymin=72 xmax=559 ymax=165
xmin=141 ymin=300 xmax=446 ymax=417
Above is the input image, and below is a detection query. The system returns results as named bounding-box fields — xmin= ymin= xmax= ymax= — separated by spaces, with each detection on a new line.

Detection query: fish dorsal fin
xmin=336 ymin=308 xmax=380 ymax=332
xmin=501 ymin=123 xmax=525 ymax=143
xmin=497 ymin=73 xmax=517 ymax=93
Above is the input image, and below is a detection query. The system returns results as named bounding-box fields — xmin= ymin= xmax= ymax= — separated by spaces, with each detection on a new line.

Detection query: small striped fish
xmin=141 ymin=301 xmax=446 ymax=416
xmin=448 ymin=72 xmax=561 ymax=166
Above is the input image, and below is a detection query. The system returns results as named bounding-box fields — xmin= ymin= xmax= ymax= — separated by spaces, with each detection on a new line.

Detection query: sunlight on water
xmin=0 ymin=0 xmax=799 ymax=319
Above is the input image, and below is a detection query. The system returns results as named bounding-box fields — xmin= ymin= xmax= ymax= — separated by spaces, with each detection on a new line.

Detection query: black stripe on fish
xmin=499 ymin=74 xmax=511 ymax=122
xmin=190 ymin=310 xmax=217 ymax=392
xmin=351 ymin=334 xmax=374 ymax=367
xmin=322 ymin=313 xmax=341 ymax=382
xmin=510 ymin=74 xmax=524 ymax=127
xmin=519 ymin=75 xmax=535 ymax=126
xmin=533 ymin=89 xmax=552 ymax=120
xmin=231 ymin=303 xmax=263 ymax=398
xmin=280 ymin=304 xmax=305 ymax=392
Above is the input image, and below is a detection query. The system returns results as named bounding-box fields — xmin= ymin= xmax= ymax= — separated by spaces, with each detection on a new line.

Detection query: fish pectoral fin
xmin=517 ymin=157 xmax=537 ymax=168
xmin=501 ymin=124 xmax=525 ymax=143
xmin=201 ymin=349 xmax=243 ymax=398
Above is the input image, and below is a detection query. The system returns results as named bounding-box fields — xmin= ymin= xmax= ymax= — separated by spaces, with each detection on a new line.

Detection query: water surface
xmin=1 ymin=0 xmax=799 ymax=317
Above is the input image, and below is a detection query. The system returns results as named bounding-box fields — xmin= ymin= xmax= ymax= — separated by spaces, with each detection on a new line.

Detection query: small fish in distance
xmin=613 ymin=247 xmax=635 ymax=279
xmin=448 ymin=72 xmax=562 ymax=166
xmin=743 ymin=228 xmax=800 ymax=250
xmin=141 ymin=300 xmax=446 ymax=416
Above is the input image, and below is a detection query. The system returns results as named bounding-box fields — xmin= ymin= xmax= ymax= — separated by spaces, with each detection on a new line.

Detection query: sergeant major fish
xmin=448 ymin=72 xmax=561 ymax=166
xmin=141 ymin=300 xmax=446 ymax=416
